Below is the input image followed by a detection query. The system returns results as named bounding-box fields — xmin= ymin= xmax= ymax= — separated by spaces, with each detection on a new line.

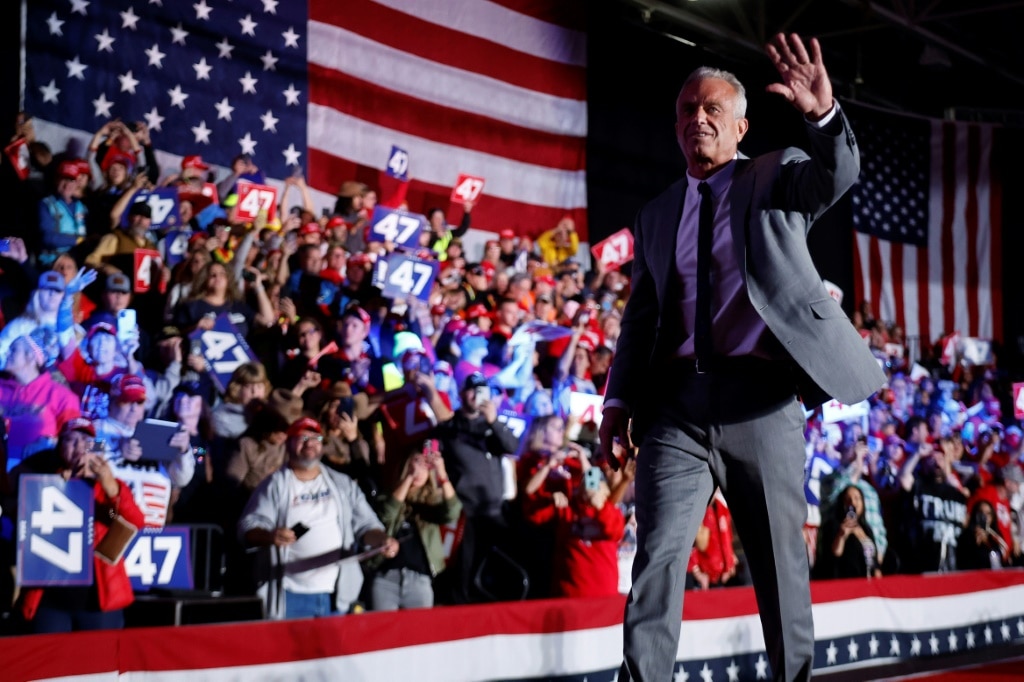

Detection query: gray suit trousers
xmin=621 ymin=365 xmax=814 ymax=682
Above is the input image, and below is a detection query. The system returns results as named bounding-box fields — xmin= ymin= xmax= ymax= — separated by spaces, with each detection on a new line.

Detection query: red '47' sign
xmin=235 ymin=180 xmax=278 ymax=222
xmin=134 ymin=249 xmax=164 ymax=294
xmin=450 ymin=174 xmax=484 ymax=204
xmin=591 ymin=228 xmax=634 ymax=270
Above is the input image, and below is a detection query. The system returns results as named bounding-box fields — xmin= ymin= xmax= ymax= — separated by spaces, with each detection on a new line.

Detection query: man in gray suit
xmin=599 ymin=33 xmax=885 ymax=681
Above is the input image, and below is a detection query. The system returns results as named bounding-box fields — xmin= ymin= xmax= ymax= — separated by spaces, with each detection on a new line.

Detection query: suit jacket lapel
xmin=729 ymin=157 xmax=755 ymax=280
xmin=652 ymin=181 xmax=686 ymax=307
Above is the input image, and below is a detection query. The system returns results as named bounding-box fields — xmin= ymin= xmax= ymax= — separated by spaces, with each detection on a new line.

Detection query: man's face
xmin=130 ymin=214 xmax=152 ymax=236
xmin=300 ymin=248 xmax=322 ymax=274
xmin=61 ymin=431 xmax=95 ymax=472
xmin=467 ymin=270 xmax=488 ymax=291
xmin=297 ymin=322 xmax=321 ymax=352
xmin=341 ymin=317 xmax=368 ymax=346
xmin=111 ymin=398 xmax=146 ymax=428
xmin=88 ymin=332 xmax=117 ymax=365
xmin=675 ymin=77 xmax=748 ymax=179
xmin=103 ymin=289 xmax=131 ymax=313
xmin=498 ymin=303 xmax=520 ymax=328
xmin=288 ymin=430 xmax=324 ymax=469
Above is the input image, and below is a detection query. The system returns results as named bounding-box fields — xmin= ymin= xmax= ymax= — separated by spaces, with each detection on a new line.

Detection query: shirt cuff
xmin=806 ymin=101 xmax=839 ymax=128
xmin=603 ymin=398 xmax=629 ymax=413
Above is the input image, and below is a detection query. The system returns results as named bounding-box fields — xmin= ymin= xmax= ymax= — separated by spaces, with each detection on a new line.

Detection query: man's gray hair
xmin=679 ymin=67 xmax=748 ymax=119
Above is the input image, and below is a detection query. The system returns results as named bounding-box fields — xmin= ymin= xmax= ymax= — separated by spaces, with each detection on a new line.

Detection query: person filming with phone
xmin=434 ymin=372 xmax=518 ymax=604
xmin=5 ymin=418 xmax=145 ymax=633
xmin=370 ymin=440 xmax=462 ymax=611
xmin=815 ymin=485 xmax=881 ymax=579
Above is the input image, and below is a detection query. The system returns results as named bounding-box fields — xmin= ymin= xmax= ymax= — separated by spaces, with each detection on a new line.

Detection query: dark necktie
xmin=695 ymin=181 xmax=714 ymax=371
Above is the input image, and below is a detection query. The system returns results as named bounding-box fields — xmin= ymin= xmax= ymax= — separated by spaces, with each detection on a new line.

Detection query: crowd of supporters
xmin=0 ymin=112 xmax=1020 ymax=634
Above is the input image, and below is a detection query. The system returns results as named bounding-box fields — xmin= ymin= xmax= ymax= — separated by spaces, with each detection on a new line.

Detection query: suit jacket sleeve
xmin=603 ymin=208 xmax=660 ymax=412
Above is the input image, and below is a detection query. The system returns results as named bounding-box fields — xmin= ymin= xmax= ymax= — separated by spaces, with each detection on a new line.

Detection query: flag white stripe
xmin=950 ymin=124 xmax=970 ymax=339
xmin=855 ymin=231 xmax=872 ymax=319
xmin=928 ymin=121 xmax=947 ymax=342
xmin=902 ymin=243 xmax=920 ymax=340
xmin=976 ymin=125 xmax=994 ymax=339
xmin=877 ymin=239 xmax=895 ymax=328
xmin=372 ymin=0 xmax=587 ymax=66
xmin=308 ymin=104 xmax=587 ymax=208
xmin=307 ymin=22 xmax=587 ymax=137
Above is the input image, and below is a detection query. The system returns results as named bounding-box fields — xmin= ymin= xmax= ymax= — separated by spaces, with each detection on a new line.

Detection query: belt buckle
xmin=695 ymin=357 xmax=707 ymax=375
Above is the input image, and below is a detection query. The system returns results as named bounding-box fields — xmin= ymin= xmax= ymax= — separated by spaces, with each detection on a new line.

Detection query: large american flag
xmin=848 ymin=104 xmax=1002 ymax=346
xmin=22 ymin=0 xmax=588 ymax=238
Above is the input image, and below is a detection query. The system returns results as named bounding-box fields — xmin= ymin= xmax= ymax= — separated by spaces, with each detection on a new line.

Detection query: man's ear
xmin=736 ymin=117 xmax=749 ymax=142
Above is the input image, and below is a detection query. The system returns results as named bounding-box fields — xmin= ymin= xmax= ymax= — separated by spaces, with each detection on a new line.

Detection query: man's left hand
xmin=765 ymin=33 xmax=833 ymax=120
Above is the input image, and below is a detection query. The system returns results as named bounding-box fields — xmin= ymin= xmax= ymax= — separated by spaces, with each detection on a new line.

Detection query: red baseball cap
xmin=101 ymin=151 xmax=135 ymax=175
xmin=110 ymin=373 xmax=147 ymax=403
xmin=287 ymin=416 xmax=322 ymax=437
xmin=181 ymin=154 xmax=210 ymax=171
xmin=61 ymin=418 xmax=96 ymax=438
xmin=299 ymin=222 xmax=322 ymax=236
xmin=326 ymin=216 xmax=348 ymax=230
xmin=465 ymin=303 xmax=489 ymax=319
xmin=499 ymin=228 xmax=516 ymax=240
xmin=57 ymin=160 xmax=80 ymax=181
xmin=342 ymin=305 xmax=371 ymax=326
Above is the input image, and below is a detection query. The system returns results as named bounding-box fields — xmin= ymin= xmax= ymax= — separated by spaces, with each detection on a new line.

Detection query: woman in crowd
xmin=58 ymin=322 xmax=140 ymax=401
xmin=816 ymin=485 xmax=883 ymax=579
xmin=164 ymin=244 xmax=212 ymax=320
xmin=957 ymin=499 xmax=1009 ymax=570
xmin=7 ymin=419 xmax=144 ymax=633
xmin=0 ymin=328 xmax=81 ymax=468
xmin=223 ymin=387 xmax=304 ymax=493
xmin=211 ymin=362 xmax=272 ymax=439
xmin=372 ymin=443 xmax=462 ymax=611
xmin=172 ymin=260 xmax=274 ymax=338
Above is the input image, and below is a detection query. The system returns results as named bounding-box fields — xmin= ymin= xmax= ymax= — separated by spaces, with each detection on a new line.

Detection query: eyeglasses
xmin=299 ymin=435 xmax=324 ymax=443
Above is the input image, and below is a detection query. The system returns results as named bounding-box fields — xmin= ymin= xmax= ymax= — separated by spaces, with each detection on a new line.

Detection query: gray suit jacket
xmin=606 ymin=110 xmax=885 ymax=410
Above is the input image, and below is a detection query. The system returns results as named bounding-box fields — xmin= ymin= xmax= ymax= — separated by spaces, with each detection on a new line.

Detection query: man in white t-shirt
xmin=239 ymin=417 xmax=397 ymax=619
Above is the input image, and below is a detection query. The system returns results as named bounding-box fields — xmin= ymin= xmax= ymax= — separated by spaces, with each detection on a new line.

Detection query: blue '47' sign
xmin=188 ymin=313 xmax=258 ymax=393
xmin=368 ymin=206 xmax=427 ymax=248
xmin=374 ymin=253 xmax=439 ymax=302
xmin=125 ymin=526 xmax=193 ymax=592
xmin=120 ymin=188 xmax=181 ymax=230
xmin=17 ymin=475 xmax=95 ymax=586
xmin=385 ymin=145 xmax=409 ymax=181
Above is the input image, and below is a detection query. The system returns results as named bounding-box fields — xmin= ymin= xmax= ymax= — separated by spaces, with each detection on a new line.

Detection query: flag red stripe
xmin=940 ymin=123 xmax=957 ymax=336
xmin=486 ymin=0 xmax=588 ymax=30
xmin=307 ymin=64 xmax=586 ymax=171
xmin=307 ymin=148 xmax=586 ymax=238
xmin=852 ymin=233 xmax=865 ymax=314
xmin=964 ymin=125 xmax=981 ymax=338
xmin=916 ymin=241 xmax=930 ymax=348
xmin=868 ymin=236 xmax=883 ymax=322
xmin=308 ymin=0 xmax=586 ymax=101
xmin=891 ymin=241 xmax=905 ymax=334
